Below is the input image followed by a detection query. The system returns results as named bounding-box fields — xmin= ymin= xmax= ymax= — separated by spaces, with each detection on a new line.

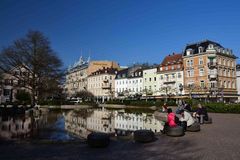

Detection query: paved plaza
xmin=0 ymin=113 xmax=240 ymax=160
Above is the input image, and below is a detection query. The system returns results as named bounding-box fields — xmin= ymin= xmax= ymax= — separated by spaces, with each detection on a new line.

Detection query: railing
xmin=208 ymin=62 xmax=218 ymax=68
xmin=102 ymin=84 xmax=111 ymax=89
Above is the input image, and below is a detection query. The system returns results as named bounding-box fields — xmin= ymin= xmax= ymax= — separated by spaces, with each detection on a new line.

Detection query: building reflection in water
xmin=0 ymin=109 xmax=54 ymax=140
xmin=64 ymin=108 xmax=164 ymax=138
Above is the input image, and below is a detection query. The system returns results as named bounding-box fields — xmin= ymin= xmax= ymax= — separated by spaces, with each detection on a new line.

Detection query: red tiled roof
xmin=161 ymin=53 xmax=182 ymax=66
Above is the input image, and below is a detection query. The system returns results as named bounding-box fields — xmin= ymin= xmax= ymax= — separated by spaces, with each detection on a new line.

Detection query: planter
xmin=87 ymin=132 xmax=110 ymax=148
xmin=134 ymin=130 xmax=155 ymax=143
xmin=166 ymin=126 xmax=184 ymax=137
xmin=187 ymin=122 xmax=200 ymax=132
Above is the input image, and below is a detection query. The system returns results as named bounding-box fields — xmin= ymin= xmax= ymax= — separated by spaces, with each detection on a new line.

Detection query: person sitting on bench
xmin=179 ymin=109 xmax=195 ymax=131
xmin=193 ymin=103 xmax=209 ymax=124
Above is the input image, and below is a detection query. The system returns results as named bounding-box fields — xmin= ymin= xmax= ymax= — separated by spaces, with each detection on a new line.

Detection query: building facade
xmin=114 ymin=68 xmax=128 ymax=98
xmin=64 ymin=58 xmax=119 ymax=98
xmin=0 ymin=66 xmax=31 ymax=103
xmin=183 ymin=40 xmax=237 ymax=102
xmin=127 ymin=69 xmax=143 ymax=97
xmin=87 ymin=61 xmax=119 ymax=75
xmin=236 ymin=64 xmax=240 ymax=102
xmin=157 ymin=53 xmax=185 ymax=98
xmin=142 ymin=67 xmax=159 ymax=96
xmin=87 ymin=67 xmax=117 ymax=102
xmin=64 ymin=56 xmax=89 ymax=97
xmin=115 ymin=67 xmax=143 ymax=98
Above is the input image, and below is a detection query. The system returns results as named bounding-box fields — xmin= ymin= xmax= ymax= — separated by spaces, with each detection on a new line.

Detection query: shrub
xmin=15 ymin=90 xmax=31 ymax=104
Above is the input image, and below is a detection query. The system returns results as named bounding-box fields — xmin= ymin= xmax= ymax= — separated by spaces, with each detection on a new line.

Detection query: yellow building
xmin=183 ymin=40 xmax=237 ymax=102
xmin=87 ymin=67 xmax=117 ymax=102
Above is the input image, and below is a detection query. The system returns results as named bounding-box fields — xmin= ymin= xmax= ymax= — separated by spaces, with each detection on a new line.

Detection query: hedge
xmin=105 ymin=99 xmax=177 ymax=107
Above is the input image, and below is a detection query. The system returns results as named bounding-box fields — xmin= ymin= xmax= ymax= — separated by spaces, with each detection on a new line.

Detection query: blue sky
xmin=1 ymin=0 xmax=240 ymax=67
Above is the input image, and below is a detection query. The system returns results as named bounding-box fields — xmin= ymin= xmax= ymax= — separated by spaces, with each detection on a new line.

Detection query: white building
xmin=127 ymin=69 xmax=143 ymax=96
xmin=115 ymin=68 xmax=128 ymax=97
xmin=157 ymin=53 xmax=185 ymax=97
xmin=115 ymin=67 xmax=143 ymax=98
xmin=143 ymin=67 xmax=160 ymax=96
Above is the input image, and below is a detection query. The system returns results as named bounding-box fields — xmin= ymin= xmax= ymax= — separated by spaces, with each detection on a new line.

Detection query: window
xmin=178 ymin=64 xmax=181 ymax=69
xmin=160 ymin=75 xmax=163 ymax=80
xmin=171 ymin=66 xmax=174 ymax=70
xmin=165 ymin=66 xmax=168 ymax=70
xmin=187 ymin=60 xmax=190 ymax=66
xmin=211 ymin=82 xmax=216 ymax=88
xmin=154 ymin=77 xmax=156 ymax=81
xmin=187 ymin=70 xmax=194 ymax=77
xmin=172 ymin=74 xmax=175 ymax=79
xmin=200 ymin=80 xmax=205 ymax=88
xmin=208 ymin=44 xmax=214 ymax=49
xmin=199 ymin=57 xmax=203 ymax=65
xmin=178 ymin=73 xmax=181 ymax=78
xmin=186 ymin=49 xmax=192 ymax=55
xmin=149 ymin=78 xmax=151 ymax=82
xmin=190 ymin=59 xmax=193 ymax=66
xmin=198 ymin=47 xmax=203 ymax=53
xmin=165 ymin=74 xmax=169 ymax=81
xmin=199 ymin=68 xmax=204 ymax=76
xmin=3 ymin=89 xmax=11 ymax=96
xmin=218 ymin=58 xmax=221 ymax=65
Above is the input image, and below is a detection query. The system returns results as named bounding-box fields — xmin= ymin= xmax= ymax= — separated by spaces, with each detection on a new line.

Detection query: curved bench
xmin=187 ymin=122 xmax=200 ymax=132
xmin=134 ymin=130 xmax=155 ymax=143
xmin=166 ymin=126 xmax=184 ymax=137
xmin=87 ymin=132 xmax=110 ymax=148
xmin=204 ymin=117 xmax=212 ymax=124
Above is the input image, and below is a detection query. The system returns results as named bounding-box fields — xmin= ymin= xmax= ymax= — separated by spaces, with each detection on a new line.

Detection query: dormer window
xmin=198 ymin=46 xmax=203 ymax=53
xmin=186 ymin=49 xmax=193 ymax=56
xmin=208 ymin=44 xmax=214 ymax=49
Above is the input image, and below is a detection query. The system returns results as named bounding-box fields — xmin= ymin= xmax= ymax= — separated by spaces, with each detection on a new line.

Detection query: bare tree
xmin=0 ymin=30 xmax=63 ymax=105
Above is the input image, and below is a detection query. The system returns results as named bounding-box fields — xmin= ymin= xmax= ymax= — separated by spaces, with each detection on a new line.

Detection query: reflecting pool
xmin=0 ymin=107 xmax=165 ymax=141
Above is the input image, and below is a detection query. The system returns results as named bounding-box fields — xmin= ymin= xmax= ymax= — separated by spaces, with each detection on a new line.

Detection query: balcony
xmin=163 ymin=78 xmax=176 ymax=84
xmin=102 ymin=83 xmax=111 ymax=89
xmin=103 ymin=79 xmax=109 ymax=83
xmin=207 ymin=53 xmax=217 ymax=58
xmin=208 ymin=62 xmax=218 ymax=69
xmin=208 ymin=74 xmax=218 ymax=80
